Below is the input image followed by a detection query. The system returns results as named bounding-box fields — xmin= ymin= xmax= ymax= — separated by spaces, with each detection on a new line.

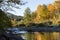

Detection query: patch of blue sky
xmin=8 ymin=0 xmax=54 ymax=16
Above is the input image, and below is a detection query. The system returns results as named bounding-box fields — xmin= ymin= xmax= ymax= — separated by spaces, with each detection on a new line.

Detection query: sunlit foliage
xmin=23 ymin=7 xmax=31 ymax=26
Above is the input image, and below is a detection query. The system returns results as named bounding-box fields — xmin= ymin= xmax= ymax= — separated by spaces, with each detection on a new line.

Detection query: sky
xmin=7 ymin=0 xmax=54 ymax=16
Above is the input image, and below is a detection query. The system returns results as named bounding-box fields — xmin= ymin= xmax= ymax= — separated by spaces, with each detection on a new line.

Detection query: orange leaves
xmin=34 ymin=1 xmax=60 ymax=24
xmin=48 ymin=4 xmax=56 ymax=12
xmin=36 ymin=4 xmax=42 ymax=15
xmin=54 ymin=1 xmax=60 ymax=9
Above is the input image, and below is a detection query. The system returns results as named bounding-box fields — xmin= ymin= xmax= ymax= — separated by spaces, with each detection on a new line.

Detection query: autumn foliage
xmin=30 ymin=1 xmax=60 ymax=26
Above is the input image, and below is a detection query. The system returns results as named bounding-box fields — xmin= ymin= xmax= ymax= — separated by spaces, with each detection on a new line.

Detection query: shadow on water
xmin=0 ymin=26 xmax=60 ymax=40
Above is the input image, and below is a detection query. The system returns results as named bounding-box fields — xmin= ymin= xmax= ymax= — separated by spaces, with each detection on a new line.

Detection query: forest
xmin=0 ymin=0 xmax=60 ymax=40
xmin=16 ymin=1 xmax=60 ymax=27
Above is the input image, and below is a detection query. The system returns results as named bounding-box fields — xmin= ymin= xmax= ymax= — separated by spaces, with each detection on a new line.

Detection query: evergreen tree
xmin=0 ymin=9 xmax=12 ymax=28
xmin=0 ymin=0 xmax=26 ymax=12
xmin=24 ymin=7 xmax=31 ymax=26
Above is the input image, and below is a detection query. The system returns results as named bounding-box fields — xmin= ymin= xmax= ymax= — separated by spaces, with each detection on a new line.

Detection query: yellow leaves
xmin=22 ymin=1 xmax=60 ymax=26
xmin=34 ymin=32 xmax=42 ymax=40
xmin=36 ymin=4 xmax=42 ymax=15
xmin=51 ymin=17 xmax=58 ymax=25
xmin=35 ymin=4 xmax=49 ymax=23
xmin=52 ymin=32 xmax=59 ymax=40
xmin=54 ymin=1 xmax=60 ymax=9
xmin=11 ymin=19 xmax=17 ymax=27
xmin=48 ymin=4 xmax=56 ymax=12
xmin=17 ymin=20 xmax=24 ymax=26
xmin=34 ymin=1 xmax=60 ymax=25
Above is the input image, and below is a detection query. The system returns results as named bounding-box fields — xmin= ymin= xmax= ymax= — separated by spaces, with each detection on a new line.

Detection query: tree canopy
xmin=0 ymin=9 xmax=12 ymax=28
xmin=23 ymin=7 xmax=31 ymax=26
xmin=0 ymin=0 xmax=27 ymax=12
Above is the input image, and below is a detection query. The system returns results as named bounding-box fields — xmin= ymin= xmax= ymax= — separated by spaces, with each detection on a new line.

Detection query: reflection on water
xmin=20 ymin=32 xmax=60 ymax=40
xmin=6 ymin=28 xmax=60 ymax=40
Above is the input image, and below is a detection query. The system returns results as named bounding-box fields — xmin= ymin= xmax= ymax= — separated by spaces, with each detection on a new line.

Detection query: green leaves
xmin=0 ymin=9 xmax=12 ymax=28
xmin=40 ymin=4 xmax=48 ymax=17
xmin=23 ymin=7 xmax=31 ymax=26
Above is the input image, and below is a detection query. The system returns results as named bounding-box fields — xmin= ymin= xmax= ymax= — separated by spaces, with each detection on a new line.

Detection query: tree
xmin=17 ymin=20 xmax=25 ymax=26
xmin=36 ymin=4 xmax=42 ymax=15
xmin=0 ymin=0 xmax=27 ymax=12
xmin=54 ymin=1 xmax=60 ymax=18
xmin=54 ymin=1 xmax=60 ymax=9
xmin=40 ymin=4 xmax=47 ymax=17
xmin=24 ymin=7 xmax=31 ymax=26
xmin=0 ymin=9 xmax=12 ymax=28
xmin=40 ymin=4 xmax=49 ymax=23
xmin=0 ymin=0 xmax=24 ymax=4
xmin=11 ymin=19 xmax=17 ymax=27
xmin=35 ymin=4 xmax=49 ymax=23
xmin=0 ymin=9 xmax=12 ymax=37
xmin=47 ymin=4 xmax=56 ymax=19
xmin=35 ymin=4 xmax=42 ymax=23
xmin=34 ymin=4 xmax=43 ymax=23
xmin=48 ymin=4 xmax=56 ymax=13
xmin=31 ymin=12 xmax=37 ymax=23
